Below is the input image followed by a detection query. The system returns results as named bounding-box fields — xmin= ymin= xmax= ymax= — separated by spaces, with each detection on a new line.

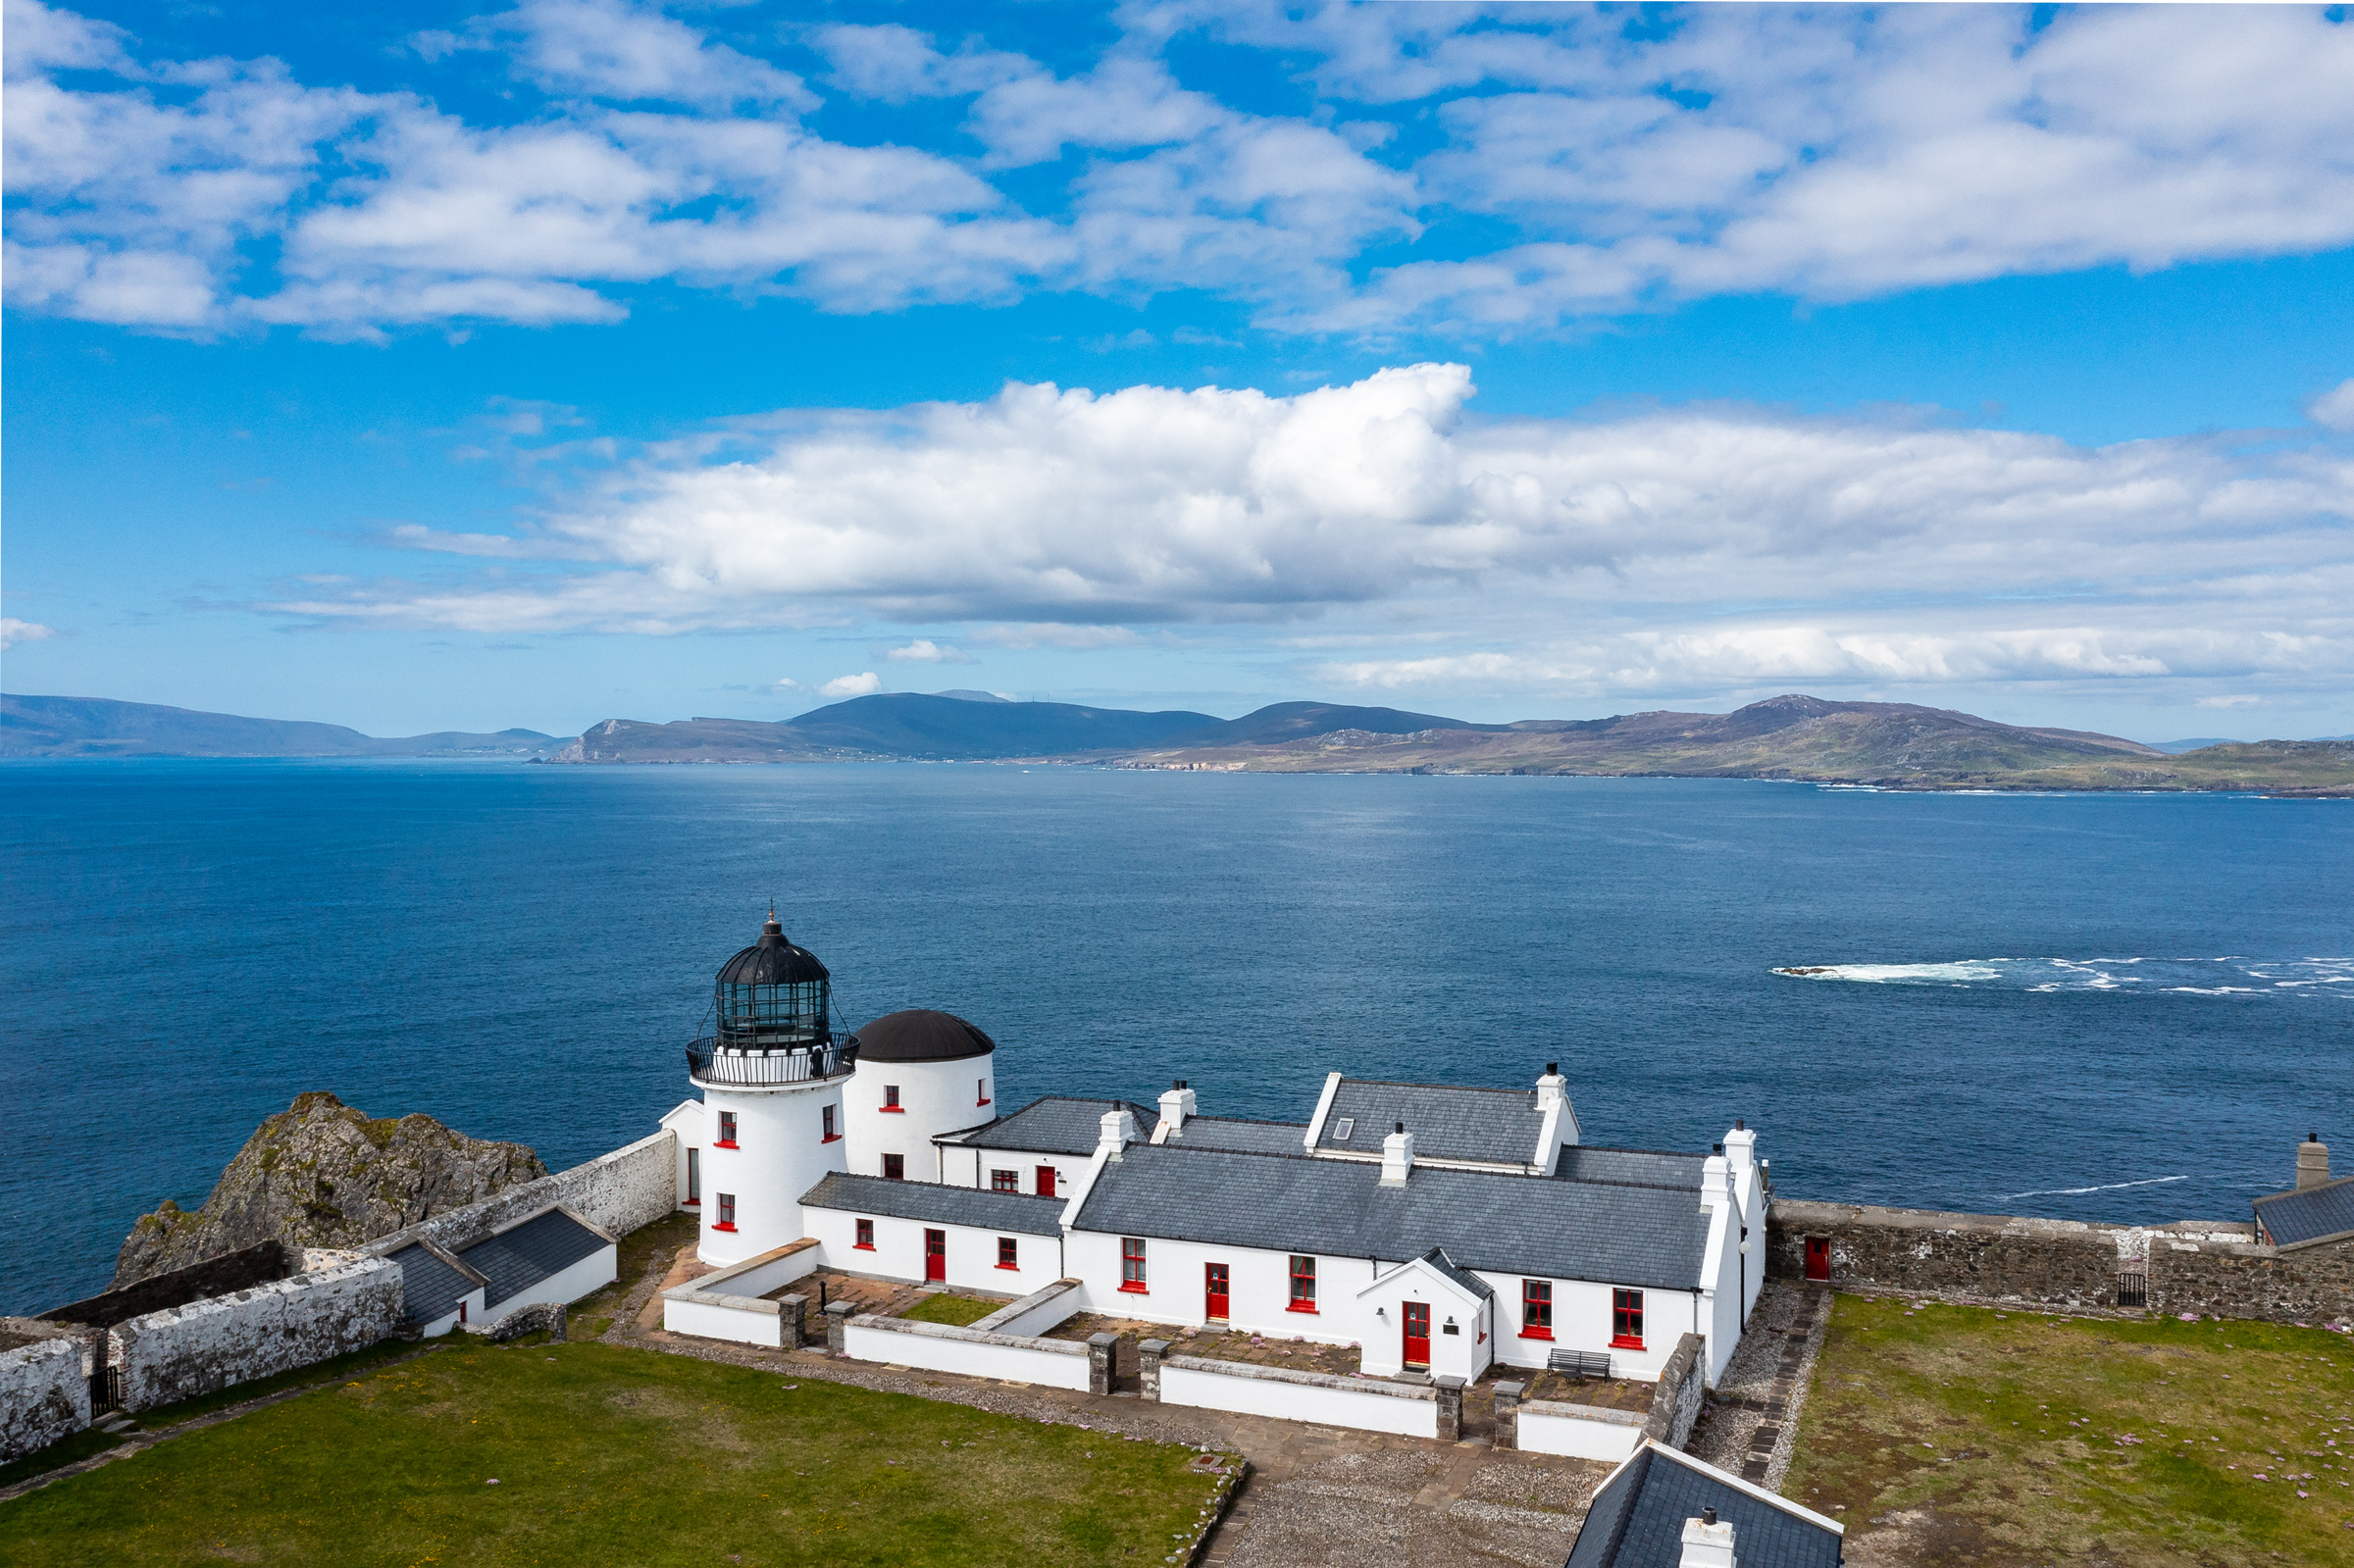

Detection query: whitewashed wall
xmin=1062 ymin=1230 xmax=1374 ymax=1343
xmin=1516 ymin=1399 xmax=1646 ymax=1461
xmin=374 ymin=1129 xmax=678 ymax=1263
xmin=1471 ymin=1271 xmax=1697 ymax=1381
xmin=970 ymin=1279 xmax=1085 ymax=1337
xmin=484 ymin=1244 xmax=615 ymax=1327
xmin=802 ymin=1204 xmax=1062 ymax=1295
xmin=659 ymin=1099 xmax=702 ymax=1208
xmin=1354 ymin=1264 xmax=1493 ymax=1381
xmin=949 ymin=1143 xmax=1084 ymax=1200
xmin=660 ymin=1240 xmax=821 ymax=1346
xmin=114 ymin=1254 xmax=402 ymax=1413
xmin=846 ymin=1054 xmax=997 ymax=1185
xmin=696 ymin=1086 xmax=844 ymax=1266
xmin=0 ymin=1336 xmax=90 ymax=1461
xmin=843 ymin=1316 xmax=1094 ymax=1390
xmin=1158 ymin=1357 xmax=1438 ymax=1440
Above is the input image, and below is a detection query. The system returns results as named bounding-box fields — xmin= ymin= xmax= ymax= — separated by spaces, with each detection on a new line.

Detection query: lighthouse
xmin=686 ymin=914 xmax=854 ymax=1266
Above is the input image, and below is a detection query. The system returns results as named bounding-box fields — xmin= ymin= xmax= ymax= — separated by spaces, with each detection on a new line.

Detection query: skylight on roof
xmin=1333 ymin=1117 xmax=1355 ymax=1141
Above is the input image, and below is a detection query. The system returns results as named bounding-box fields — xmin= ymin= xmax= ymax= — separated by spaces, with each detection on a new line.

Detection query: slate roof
xmin=454 ymin=1209 xmax=612 ymax=1310
xmin=802 ymin=1172 xmax=1069 ymax=1237
xmin=1314 ymin=1079 xmax=1544 ymax=1167
xmin=2253 ymin=1176 xmax=2354 ymax=1247
xmin=1566 ymin=1443 xmax=1842 ymax=1568
xmin=947 ymin=1096 xmax=1160 ymax=1156
xmin=1168 ymin=1116 xmax=1309 ymax=1155
xmin=1555 ymin=1146 xmax=1710 ymax=1189
xmin=1073 ymin=1143 xmax=1711 ymax=1291
xmin=1414 ymin=1246 xmax=1495 ymax=1300
xmin=387 ymin=1242 xmax=485 ymax=1325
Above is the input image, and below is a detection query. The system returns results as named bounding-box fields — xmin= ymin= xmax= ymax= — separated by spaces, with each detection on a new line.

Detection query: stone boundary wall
xmin=0 ymin=1337 xmax=90 ymax=1461
xmin=113 ymin=1254 xmax=403 ymax=1413
xmin=840 ymin=1313 xmax=1096 ymax=1391
xmin=1641 ymin=1332 xmax=1707 ymax=1448
xmin=41 ymin=1241 xmax=292 ymax=1330
xmin=370 ymin=1129 xmax=677 ymax=1260
xmin=1768 ymin=1199 xmax=2354 ymax=1323
xmin=970 ymin=1279 xmax=1085 ymax=1338
xmin=1511 ymin=1396 xmax=1645 ymax=1462
xmin=660 ymin=1240 xmax=821 ymax=1349
xmin=1150 ymin=1352 xmax=1442 ymax=1441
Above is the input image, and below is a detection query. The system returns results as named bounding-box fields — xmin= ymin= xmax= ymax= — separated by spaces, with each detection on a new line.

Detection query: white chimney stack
xmin=1535 ymin=1062 xmax=1566 ymax=1113
xmin=1723 ymin=1121 xmax=1757 ymax=1175
xmin=2298 ymin=1134 xmax=2329 ymax=1190
xmin=1157 ymin=1080 xmax=1196 ymax=1138
xmin=1098 ymin=1108 xmax=1137 ymax=1160
xmin=1380 ymin=1122 xmax=1415 ymax=1186
xmin=1679 ymin=1507 xmax=1735 ymax=1568
xmin=1701 ymin=1146 xmax=1733 ymax=1208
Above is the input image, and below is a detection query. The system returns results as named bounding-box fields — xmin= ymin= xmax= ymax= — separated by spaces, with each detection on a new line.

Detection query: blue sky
xmin=5 ymin=1 xmax=2352 ymax=740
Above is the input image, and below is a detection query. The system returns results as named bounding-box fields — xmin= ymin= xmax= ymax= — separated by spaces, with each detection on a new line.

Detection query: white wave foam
xmin=2002 ymin=1175 xmax=2189 ymax=1198
xmin=1772 ymin=955 xmax=2353 ymax=996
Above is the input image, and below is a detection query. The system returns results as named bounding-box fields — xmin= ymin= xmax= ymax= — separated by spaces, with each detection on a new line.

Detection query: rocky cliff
xmin=111 ymin=1091 xmax=547 ymax=1289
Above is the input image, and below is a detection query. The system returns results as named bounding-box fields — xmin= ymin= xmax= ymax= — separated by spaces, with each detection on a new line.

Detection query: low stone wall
xmin=1768 ymin=1199 xmax=2354 ymax=1323
xmin=660 ymin=1240 xmax=820 ymax=1349
xmin=369 ymin=1129 xmax=677 ymax=1260
xmin=477 ymin=1302 xmax=566 ymax=1344
xmin=840 ymin=1314 xmax=1096 ymax=1391
xmin=1512 ymin=1397 xmax=1645 ymax=1462
xmin=970 ymin=1279 xmax=1085 ymax=1338
xmin=0 ymin=1337 xmax=90 ymax=1461
xmin=1150 ymin=1353 xmax=1443 ymax=1441
xmin=1641 ymin=1332 xmax=1707 ymax=1448
xmin=113 ymin=1253 xmax=403 ymax=1413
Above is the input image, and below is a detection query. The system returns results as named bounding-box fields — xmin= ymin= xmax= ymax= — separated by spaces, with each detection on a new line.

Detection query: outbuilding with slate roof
xmin=1564 ymin=1441 xmax=1842 ymax=1567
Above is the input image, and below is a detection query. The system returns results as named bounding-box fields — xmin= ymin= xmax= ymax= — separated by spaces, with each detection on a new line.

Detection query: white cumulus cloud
xmin=883 ymin=638 xmax=970 ymax=664
xmin=817 ymin=671 xmax=882 ymax=698
xmin=1 ymin=617 xmax=59 ymax=648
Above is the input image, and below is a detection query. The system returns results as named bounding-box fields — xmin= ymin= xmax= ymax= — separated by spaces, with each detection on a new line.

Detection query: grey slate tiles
xmin=1565 ymin=1443 xmax=1842 ymax=1568
xmin=2253 ymin=1174 xmax=2354 ymax=1246
xmin=1316 ymin=1079 xmax=1545 ymax=1167
xmin=802 ymin=1171 xmax=1069 ymax=1236
xmin=456 ymin=1208 xmax=611 ymax=1309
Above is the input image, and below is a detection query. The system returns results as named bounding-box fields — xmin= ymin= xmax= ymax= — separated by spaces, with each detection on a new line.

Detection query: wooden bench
xmin=1547 ymin=1347 xmax=1612 ymax=1381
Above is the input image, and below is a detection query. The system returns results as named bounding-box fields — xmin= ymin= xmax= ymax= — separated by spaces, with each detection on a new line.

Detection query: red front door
xmin=1403 ymin=1302 xmax=1430 ymax=1368
xmin=1204 ymin=1262 xmax=1230 ymax=1321
xmin=1036 ymin=1166 xmax=1057 ymax=1198
xmin=925 ymin=1228 xmax=947 ymax=1283
xmin=1805 ymin=1237 xmax=1830 ymax=1282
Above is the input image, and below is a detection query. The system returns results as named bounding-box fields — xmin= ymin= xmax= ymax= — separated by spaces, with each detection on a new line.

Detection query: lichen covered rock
xmin=110 ymin=1091 xmax=545 ymax=1289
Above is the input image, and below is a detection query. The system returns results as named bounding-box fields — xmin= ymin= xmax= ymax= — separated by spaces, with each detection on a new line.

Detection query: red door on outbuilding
xmin=1402 ymin=1302 xmax=1430 ymax=1368
xmin=1805 ymin=1237 xmax=1831 ymax=1282
xmin=1204 ymin=1262 xmax=1230 ymax=1321
xmin=1036 ymin=1167 xmax=1057 ymax=1198
xmin=925 ymin=1228 xmax=947 ymax=1283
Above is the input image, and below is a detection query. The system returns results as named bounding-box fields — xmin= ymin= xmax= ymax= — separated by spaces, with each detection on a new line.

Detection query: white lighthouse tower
xmin=687 ymin=913 xmax=853 ymax=1267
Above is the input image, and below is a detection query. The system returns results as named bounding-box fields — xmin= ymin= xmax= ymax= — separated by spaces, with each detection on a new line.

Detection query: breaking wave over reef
xmin=1772 ymin=956 xmax=2354 ymax=996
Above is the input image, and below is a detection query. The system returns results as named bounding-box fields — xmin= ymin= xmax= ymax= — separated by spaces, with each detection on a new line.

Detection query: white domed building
xmin=844 ymin=1009 xmax=998 ymax=1184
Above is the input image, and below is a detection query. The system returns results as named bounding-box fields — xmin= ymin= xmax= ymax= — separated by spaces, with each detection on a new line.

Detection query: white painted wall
xmin=1158 ymin=1358 xmax=1439 ymax=1439
xmin=1064 ymin=1229 xmax=1376 ymax=1342
xmin=846 ymin=1053 xmax=997 ymax=1184
xmin=1516 ymin=1401 xmax=1645 ymax=1461
xmin=416 ymin=1285 xmax=486 ymax=1339
xmin=1354 ymin=1259 xmax=1493 ymax=1381
xmin=803 ymin=1203 xmax=1061 ymax=1295
xmin=843 ymin=1317 xmax=1093 ymax=1390
xmin=660 ymin=1098 xmax=702 ymax=1209
xmin=1471 ymin=1270 xmax=1696 ymax=1382
xmin=0 ymin=1337 xmax=90 ymax=1462
xmin=971 ymin=1279 xmax=1086 ymax=1338
xmin=697 ymin=1082 xmax=845 ymax=1266
xmin=665 ymin=1294 xmax=786 ymax=1347
xmin=949 ymin=1143 xmax=1084 ymax=1200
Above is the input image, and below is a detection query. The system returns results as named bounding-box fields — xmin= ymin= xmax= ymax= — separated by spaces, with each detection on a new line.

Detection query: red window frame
xmin=997 ymin=1237 xmax=1018 ymax=1270
xmin=1119 ymin=1237 xmax=1148 ymax=1292
xmin=1287 ymin=1254 xmax=1317 ymax=1313
xmin=684 ymin=1146 xmax=700 ymax=1206
xmin=715 ymin=1110 xmax=738 ymax=1148
xmin=854 ymin=1218 xmax=875 ymax=1250
xmin=991 ymin=1168 xmax=1018 ymax=1193
xmin=1612 ymin=1289 xmax=1646 ymax=1349
xmin=882 ymin=1085 xmax=903 ymax=1112
xmin=977 ymin=1077 xmax=992 ymax=1107
xmin=883 ymin=1153 xmax=904 ymax=1180
xmin=1520 ymin=1280 xmax=1553 ymax=1340
xmin=714 ymin=1192 xmax=737 ymax=1233
xmin=821 ymin=1104 xmax=841 ymax=1143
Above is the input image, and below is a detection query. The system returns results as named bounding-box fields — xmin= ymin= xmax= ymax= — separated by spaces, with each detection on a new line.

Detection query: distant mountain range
xmin=0 ymin=695 xmax=556 ymax=758
xmin=9 ymin=689 xmax=2352 ymax=793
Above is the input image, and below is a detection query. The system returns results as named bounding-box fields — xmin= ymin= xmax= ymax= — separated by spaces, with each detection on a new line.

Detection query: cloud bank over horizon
xmin=8 ymin=0 xmax=2354 ymax=338
xmin=270 ymin=363 xmax=2354 ymax=706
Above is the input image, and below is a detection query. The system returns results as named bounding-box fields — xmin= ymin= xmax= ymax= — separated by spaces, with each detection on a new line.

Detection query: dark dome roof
xmin=716 ymin=918 xmax=829 ymax=986
xmin=854 ymin=1009 xmax=996 ymax=1063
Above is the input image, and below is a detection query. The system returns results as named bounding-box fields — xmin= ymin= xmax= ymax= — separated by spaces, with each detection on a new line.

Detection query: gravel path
xmin=1683 ymin=1280 xmax=1831 ymax=1493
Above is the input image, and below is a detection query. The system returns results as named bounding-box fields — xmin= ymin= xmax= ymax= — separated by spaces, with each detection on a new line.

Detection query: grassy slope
xmin=1788 ymin=1294 xmax=2354 ymax=1565
xmin=0 ymin=1340 xmax=1220 ymax=1567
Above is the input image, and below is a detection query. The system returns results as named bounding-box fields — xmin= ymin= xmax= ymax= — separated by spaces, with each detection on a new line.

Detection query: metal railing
xmin=686 ymin=1036 xmax=857 ymax=1087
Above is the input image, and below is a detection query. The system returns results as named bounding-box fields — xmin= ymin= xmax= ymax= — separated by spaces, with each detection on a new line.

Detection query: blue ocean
xmin=3 ymin=760 xmax=2349 ymax=1315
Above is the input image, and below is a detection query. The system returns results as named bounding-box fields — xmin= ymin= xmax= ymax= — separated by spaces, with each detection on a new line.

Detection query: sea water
xmin=2 ymin=760 xmax=2348 ymax=1314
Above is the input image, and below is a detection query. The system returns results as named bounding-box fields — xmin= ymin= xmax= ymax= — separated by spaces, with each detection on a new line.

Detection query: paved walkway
xmin=1683 ymin=1280 xmax=1832 ymax=1493
xmin=609 ymin=1240 xmax=1605 ymax=1566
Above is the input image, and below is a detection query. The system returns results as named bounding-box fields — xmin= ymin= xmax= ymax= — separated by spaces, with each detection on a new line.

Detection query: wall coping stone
xmin=968 ymin=1279 xmax=1082 ymax=1335
xmin=1159 ymin=1354 xmax=1437 ymax=1400
xmin=1517 ymin=1396 xmax=1646 ymax=1428
xmin=659 ymin=1239 xmax=819 ymax=1314
xmin=846 ymin=1312 xmax=1090 ymax=1356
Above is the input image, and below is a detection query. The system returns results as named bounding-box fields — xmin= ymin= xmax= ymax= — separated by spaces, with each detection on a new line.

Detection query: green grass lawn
xmin=1788 ymin=1293 xmax=2354 ymax=1565
xmin=0 ymin=1339 xmax=1221 ymax=1566
xmin=899 ymin=1293 xmax=1008 ymax=1328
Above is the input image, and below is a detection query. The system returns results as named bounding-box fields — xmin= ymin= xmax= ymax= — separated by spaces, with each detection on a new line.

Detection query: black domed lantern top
xmin=714 ymin=914 xmax=833 ymax=1048
xmin=853 ymin=1009 xmax=997 ymax=1063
